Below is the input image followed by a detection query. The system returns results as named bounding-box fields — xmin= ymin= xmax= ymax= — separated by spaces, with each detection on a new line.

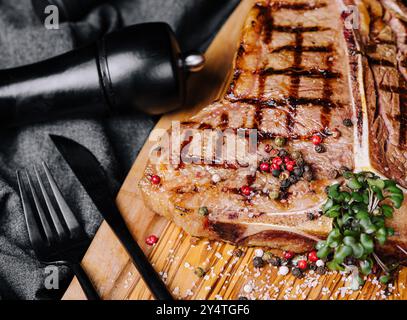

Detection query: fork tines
xmin=16 ymin=162 xmax=83 ymax=255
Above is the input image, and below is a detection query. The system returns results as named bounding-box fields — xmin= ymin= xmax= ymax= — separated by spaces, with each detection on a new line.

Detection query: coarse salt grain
xmin=316 ymin=259 xmax=325 ymax=267
xmin=254 ymin=249 xmax=264 ymax=257
xmin=243 ymin=284 xmax=253 ymax=293
xmin=212 ymin=174 xmax=221 ymax=183
xmin=278 ymin=266 xmax=289 ymax=276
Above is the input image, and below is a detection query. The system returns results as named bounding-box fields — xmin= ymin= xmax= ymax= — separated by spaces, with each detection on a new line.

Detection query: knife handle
xmin=122 ymin=230 xmax=173 ymax=300
xmin=71 ymin=263 xmax=100 ymax=300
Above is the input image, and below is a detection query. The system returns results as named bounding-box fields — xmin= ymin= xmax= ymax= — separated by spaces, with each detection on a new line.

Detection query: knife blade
xmin=49 ymin=134 xmax=173 ymax=300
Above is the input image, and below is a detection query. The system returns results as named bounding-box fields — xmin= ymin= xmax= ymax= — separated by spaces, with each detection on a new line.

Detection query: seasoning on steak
xmin=140 ymin=0 xmax=407 ymax=257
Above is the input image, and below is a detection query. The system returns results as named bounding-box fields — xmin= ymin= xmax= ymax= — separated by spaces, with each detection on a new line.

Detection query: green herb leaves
xmin=316 ymin=171 xmax=404 ymax=284
xmin=385 ymin=182 xmax=404 ymax=209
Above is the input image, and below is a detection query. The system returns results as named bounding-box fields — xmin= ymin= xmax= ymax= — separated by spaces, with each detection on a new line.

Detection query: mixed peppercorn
xmin=147 ymin=132 xmax=336 ymax=204
xmin=249 ymin=248 xmax=327 ymax=279
xmin=198 ymin=206 xmax=209 ymax=216
xmin=259 ymin=140 xmax=315 ymax=201
xmin=343 ymin=118 xmax=353 ymax=127
xmin=150 ymin=174 xmax=161 ymax=185
xmin=145 ymin=234 xmax=159 ymax=246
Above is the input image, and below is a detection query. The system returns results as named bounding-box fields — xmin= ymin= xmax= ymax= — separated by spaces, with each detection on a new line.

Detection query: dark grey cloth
xmin=0 ymin=0 xmax=239 ymax=299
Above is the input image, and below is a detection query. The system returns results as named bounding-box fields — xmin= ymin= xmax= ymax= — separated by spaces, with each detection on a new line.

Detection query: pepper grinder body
xmin=0 ymin=23 xmax=202 ymax=128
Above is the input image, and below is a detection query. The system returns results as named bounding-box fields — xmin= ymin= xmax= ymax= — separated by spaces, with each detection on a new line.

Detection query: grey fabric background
xmin=0 ymin=0 xmax=239 ymax=299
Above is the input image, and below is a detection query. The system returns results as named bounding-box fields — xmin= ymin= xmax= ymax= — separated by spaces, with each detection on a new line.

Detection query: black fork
xmin=17 ymin=162 xmax=100 ymax=300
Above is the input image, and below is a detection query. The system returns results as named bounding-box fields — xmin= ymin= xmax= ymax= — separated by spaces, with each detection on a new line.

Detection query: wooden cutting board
xmin=63 ymin=0 xmax=407 ymax=300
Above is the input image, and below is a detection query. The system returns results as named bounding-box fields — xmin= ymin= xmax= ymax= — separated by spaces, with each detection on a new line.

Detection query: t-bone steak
xmin=140 ymin=0 xmax=407 ymax=257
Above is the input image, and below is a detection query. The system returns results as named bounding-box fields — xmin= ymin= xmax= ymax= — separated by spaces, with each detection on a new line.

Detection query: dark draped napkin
xmin=0 ymin=0 xmax=239 ymax=300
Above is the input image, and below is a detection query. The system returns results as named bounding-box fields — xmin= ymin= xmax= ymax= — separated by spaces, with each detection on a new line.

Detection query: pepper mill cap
xmin=183 ymin=53 xmax=205 ymax=73
xmin=99 ymin=22 xmax=204 ymax=115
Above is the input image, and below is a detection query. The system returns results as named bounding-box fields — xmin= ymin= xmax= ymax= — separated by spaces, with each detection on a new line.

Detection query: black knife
xmin=50 ymin=135 xmax=173 ymax=300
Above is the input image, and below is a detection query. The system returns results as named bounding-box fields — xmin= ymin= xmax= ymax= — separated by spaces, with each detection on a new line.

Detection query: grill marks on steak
xmin=360 ymin=0 xmax=407 ymax=188
xmin=140 ymin=0 xmax=350 ymax=250
xmin=226 ymin=1 xmax=351 ymax=140
xmin=140 ymin=0 xmax=407 ymax=254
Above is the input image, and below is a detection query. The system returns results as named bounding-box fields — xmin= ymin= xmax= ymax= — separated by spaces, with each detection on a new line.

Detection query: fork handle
xmin=71 ymin=263 xmax=100 ymax=300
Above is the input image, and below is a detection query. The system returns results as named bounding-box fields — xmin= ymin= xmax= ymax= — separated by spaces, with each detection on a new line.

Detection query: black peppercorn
xmin=280 ymin=257 xmax=290 ymax=266
xmin=315 ymin=144 xmax=326 ymax=153
xmin=293 ymin=166 xmax=304 ymax=177
xmin=238 ymin=296 xmax=248 ymax=300
xmin=280 ymin=179 xmax=291 ymax=189
xmin=279 ymin=190 xmax=289 ymax=199
xmin=272 ymin=169 xmax=281 ymax=177
xmin=253 ymin=256 xmax=265 ymax=268
xmin=316 ymin=266 xmax=327 ymax=275
xmin=303 ymin=171 xmax=313 ymax=182
xmin=198 ymin=206 xmax=209 ymax=216
xmin=384 ymin=287 xmax=392 ymax=297
xmin=309 ymin=263 xmax=317 ymax=271
xmin=343 ymin=118 xmax=353 ymax=127
xmin=291 ymin=267 xmax=303 ymax=278
xmin=194 ymin=267 xmax=206 ymax=278
xmin=263 ymin=252 xmax=281 ymax=266
xmin=278 ymin=149 xmax=289 ymax=157
xmin=288 ymin=175 xmax=298 ymax=185
xmin=307 ymin=212 xmax=315 ymax=220
xmin=296 ymin=158 xmax=305 ymax=166
xmin=233 ymin=248 xmax=243 ymax=257
xmin=270 ymin=256 xmax=281 ymax=267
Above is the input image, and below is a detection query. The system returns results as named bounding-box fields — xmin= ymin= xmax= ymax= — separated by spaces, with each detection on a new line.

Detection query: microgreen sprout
xmin=316 ymin=171 xmax=404 ymax=287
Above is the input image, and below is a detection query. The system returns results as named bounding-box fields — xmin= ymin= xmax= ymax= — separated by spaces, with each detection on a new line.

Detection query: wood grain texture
xmin=63 ymin=0 xmax=406 ymax=300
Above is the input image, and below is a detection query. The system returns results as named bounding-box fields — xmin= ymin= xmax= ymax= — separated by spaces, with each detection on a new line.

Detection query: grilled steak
xmin=140 ymin=0 xmax=407 ymax=256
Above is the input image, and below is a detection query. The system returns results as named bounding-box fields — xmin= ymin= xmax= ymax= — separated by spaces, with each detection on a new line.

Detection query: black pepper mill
xmin=0 ymin=22 xmax=205 ymax=128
